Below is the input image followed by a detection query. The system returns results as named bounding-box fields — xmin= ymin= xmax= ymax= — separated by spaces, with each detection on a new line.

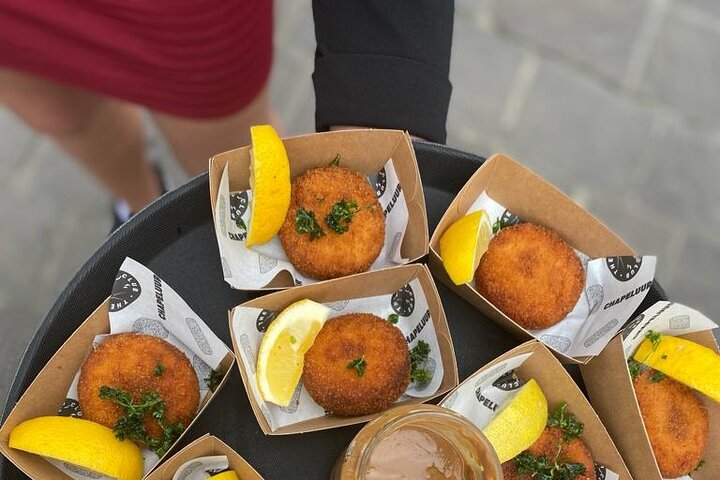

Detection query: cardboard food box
xmin=145 ymin=434 xmax=263 ymax=480
xmin=440 ymin=340 xmax=632 ymax=479
xmin=229 ymin=264 xmax=459 ymax=435
xmin=0 ymin=300 xmax=235 ymax=479
xmin=429 ymin=153 xmax=655 ymax=364
xmin=581 ymin=302 xmax=719 ymax=480
xmin=209 ymin=128 xmax=428 ymax=290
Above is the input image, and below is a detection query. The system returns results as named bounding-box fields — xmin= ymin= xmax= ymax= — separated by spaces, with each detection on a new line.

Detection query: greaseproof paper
xmin=172 ymin=455 xmax=230 ymax=480
xmin=215 ymin=158 xmax=409 ymax=289
xmin=54 ymin=257 xmax=231 ymax=480
xmin=468 ymin=192 xmax=657 ymax=358
xmin=231 ymin=278 xmax=443 ymax=432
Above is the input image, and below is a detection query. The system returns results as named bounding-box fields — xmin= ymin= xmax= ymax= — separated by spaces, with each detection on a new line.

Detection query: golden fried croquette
xmin=78 ymin=333 xmax=199 ymax=440
xmin=302 ymin=313 xmax=410 ymax=416
xmin=474 ymin=223 xmax=584 ymax=329
xmin=502 ymin=426 xmax=596 ymax=480
xmin=278 ymin=166 xmax=385 ymax=280
xmin=633 ymin=369 xmax=708 ymax=477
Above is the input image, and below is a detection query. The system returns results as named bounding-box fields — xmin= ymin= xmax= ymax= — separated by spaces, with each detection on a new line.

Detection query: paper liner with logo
xmin=0 ymin=258 xmax=236 ymax=480
xmin=145 ymin=435 xmax=263 ymax=480
xmin=440 ymin=340 xmax=632 ymax=479
xmin=581 ymin=302 xmax=719 ymax=480
xmin=228 ymin=264 xmax=458 ymax=434
xmin=209 ymin=129 xmax=428 ymax=290
xmin=429 ymin=153 xmax=656 ymax=364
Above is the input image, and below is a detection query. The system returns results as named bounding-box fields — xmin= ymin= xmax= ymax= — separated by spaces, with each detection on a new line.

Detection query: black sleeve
xmin=312 ymin=0 xmax=454 ymax=144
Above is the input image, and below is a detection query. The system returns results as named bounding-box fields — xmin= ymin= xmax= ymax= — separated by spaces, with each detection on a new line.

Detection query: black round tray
xmin=1 ymin=141 xmax=666 ymax=479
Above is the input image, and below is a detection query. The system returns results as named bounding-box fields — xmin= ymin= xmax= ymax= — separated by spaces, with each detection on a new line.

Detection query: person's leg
xmin=150 ymin=86 xmax=273 ymax=177
xmin=0 ymin=69 xmax=160 ymax=212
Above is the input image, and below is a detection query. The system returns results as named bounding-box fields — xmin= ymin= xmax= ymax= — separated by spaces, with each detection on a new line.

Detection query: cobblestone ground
xmin=2 ymin=0 xmax=719 ymax=401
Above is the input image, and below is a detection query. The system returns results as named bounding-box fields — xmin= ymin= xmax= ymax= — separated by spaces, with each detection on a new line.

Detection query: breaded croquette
xmin=634 ymin=369 xmax=708 ymax=478
xmin=278 ymin=166 xmax=384 ymax=280
xmin=502 ymin=426 xmax=596 ymax=480
xmin=78 ymin=333 xmax=199 ymax=441
xmin=475 ymin=223 xmax=584 ymax=329
xmin=302 ymin=313 xmax=410 ymax=416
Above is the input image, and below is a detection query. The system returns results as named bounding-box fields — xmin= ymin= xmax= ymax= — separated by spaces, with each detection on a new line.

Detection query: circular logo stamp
xmin=109 ymin=270 xmax=141 ymax=312
xmin=375 ymin=167 xmax=387 ymax=197
xmin=391 ymin=283 xmax=415 ymax=317
xmin=606 ymin=256 xmax=642 ymax=282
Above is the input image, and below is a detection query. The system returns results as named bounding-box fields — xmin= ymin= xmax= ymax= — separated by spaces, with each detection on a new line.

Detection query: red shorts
xmin=0 ymin=0 xmax=273 ymax=118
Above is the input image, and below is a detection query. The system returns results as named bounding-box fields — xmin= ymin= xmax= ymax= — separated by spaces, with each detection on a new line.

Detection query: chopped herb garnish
xmin=204 ymin=369 xmax=223 ymax=392
xmin=296 ymin=208 xmax=325 ymax=240
xmin=325 ymin=199 xmax=361 ymax=234
xmin=548 ymin=402 xmax=584 ymax=441
xmin=695 ymin=459 xmax=705 ymax=472
xmin=235 ymin=217 xmax=247 ymax=231
xmin=492 ymin=217 xmax=512 ymax=234
xmin=409 ymin=340 xmax=432 ymax=385
xmin=289 ymin=335 xmax=297 ymax=344
xmin=627 ymin=358 xmax=642 ymax=379
xmin=514 ymin=452 xmax=587 ymax=480
xmin=347 ymin=357 xmax=367 ymax=377
xmin=154 ymin=363 xmax=166 ymax=377
xmin=387 ymin=313 xmax=399 ymax=324
xmin=649 ymin=371 xmax=666 ymax=383
xmin=329 ymin=153 xmax=341 ymax=167
xmin=645 ymin=330 xmax=662 ymax=350
xmin=99 ymin=386 xmax=184 ymax=457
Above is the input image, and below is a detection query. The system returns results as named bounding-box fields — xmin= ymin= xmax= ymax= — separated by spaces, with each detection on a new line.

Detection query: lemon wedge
xmin=634 ymin=334 xmax=720 ymax=402
xmin=246 ymin=125 xmax=291 ymax=247
xmin=9 ymin=416 xmax=143 ymax=480
xmin=439 ymin=210 xmax=492 ymax=285
xmin=210 ymin=471 xmax=239 ymax=480
xmin=481 ymin=379 xmax=547 ymax=463
xmin=256 ymin=299 xmax=331 ymax=406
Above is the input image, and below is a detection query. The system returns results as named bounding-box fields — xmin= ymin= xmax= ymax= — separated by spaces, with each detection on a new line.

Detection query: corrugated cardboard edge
xmin=145 ymin=434 xmax=264 ymax=480
xmin=208 ymin=128 xmax=429 ymax=290
xmin=428 ymin=152 xmax=636 ymax=365
xmin=446 ymin=340 xmax=632 ymax=479
xmin=0 ymin=300 xmax=236 ymax=480
xmin=228 ymin=264 xmax=459 ymax=435
xmin=580 ymin=330 xmax=719 ymax=480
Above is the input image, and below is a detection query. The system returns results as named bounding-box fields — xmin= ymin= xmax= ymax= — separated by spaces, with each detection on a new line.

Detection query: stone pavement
xmin=2 ymin=0 xmax=719 ymax=402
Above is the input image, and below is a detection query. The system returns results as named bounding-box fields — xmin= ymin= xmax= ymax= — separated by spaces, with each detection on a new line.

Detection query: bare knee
xmin=1 ymin=71 xmax=105 ymax=138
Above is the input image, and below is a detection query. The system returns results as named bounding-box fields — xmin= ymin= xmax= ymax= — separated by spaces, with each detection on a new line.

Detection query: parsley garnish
xmin=548 ymin=403 xmax=584 ymax=441
xmin=515 ymin=452 xmax=587 ymax=480
xmin=329 ymin=153 xmax=341 ymax=167
xmin=296 ymin=208 xmax=326 ymax=240
xmin=235 ymin=217 xmax=246 ymax=231
xmin=289 ymin=335 xmax=297 ymax=344
xmin=695 ymin=459 xmax=705 ymax=472
xmin=347 ymin=357 xmax=367 ymax=377
xmin=645 ymin=330 xmax=662 ymax=350
xmin=409 ymin=340 xmax=432 ymax=385
xmin=204 ymin=369 xmax=223 ymax=392
xmin=492 ymin=217 xmax=513 ymax=234
xmin=99 ymin=386 xmax=184 ymax=457
xmin=154 ymin=363 xmax=165 ymax=377
xmin=387 ymin=313 xmax=399 ymax=324
xmin=627 ymin=358 xmax=642 ymax=379
xmin=649 ymin=371 xmax=666 ymax=383
xmin=325 ymin=199 xmax=361 ymax=234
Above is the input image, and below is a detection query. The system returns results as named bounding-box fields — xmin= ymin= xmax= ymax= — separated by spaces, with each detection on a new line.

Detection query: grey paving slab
xmin=586 ymin=195 xmax=679 ymax=285
xmin=494 ymin=0 xmax=648 ymax=83
xmin=446 ymin=17 xmax=524 ymax=155
xmin=503 ymin=59 xmax=654 ymax=196
xmin=642 ymin=5 xmax=720 ymax=126
xmin=684 ymin=0 xmax=720 ymax=23
xmin=635 ymin=120 xmax=720 ymax=240
xmin=666 ymin=232 xmax=720 ymax=323
xmin=0 ymin=109 xmax=36 ymax=173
